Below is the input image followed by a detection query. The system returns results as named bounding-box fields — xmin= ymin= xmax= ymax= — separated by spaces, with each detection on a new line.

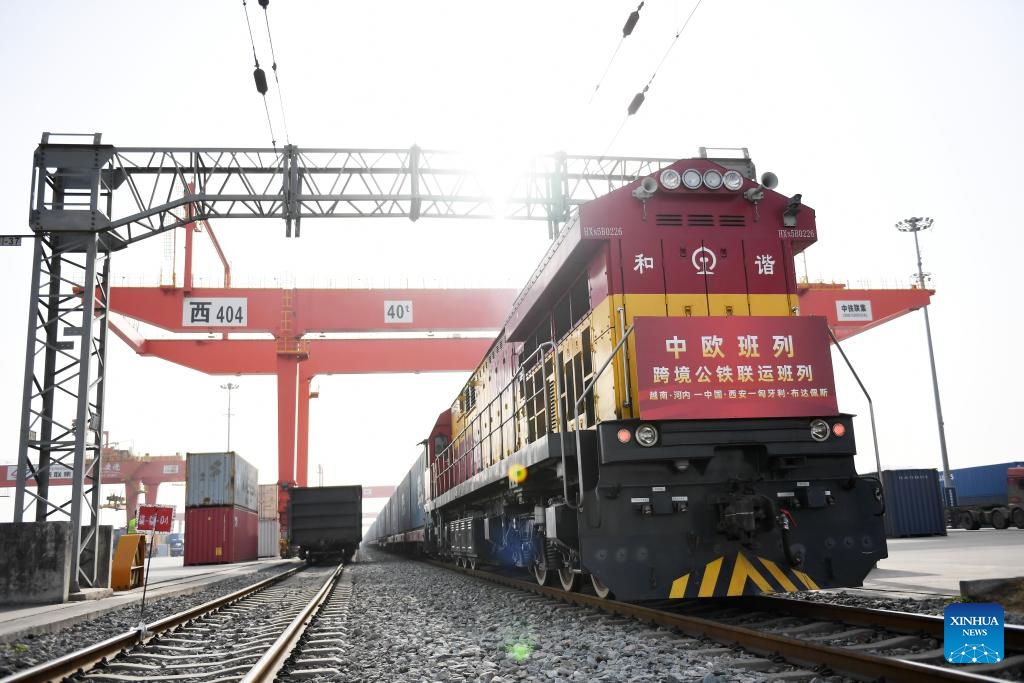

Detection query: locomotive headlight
xmin=702 ymin=169 xmax=723 ymax=190
xmin=681 ymin=168 xmax=703 ymax=190
xmin=660 ymin=168 xmax=681 ymax=190
xmin=722 ymin=169 xmax=744 ymax=191
xmin=809 ymin=419 xmax=830 ymax=442
xmin=635 ymin=424 xmax=659 ymax=447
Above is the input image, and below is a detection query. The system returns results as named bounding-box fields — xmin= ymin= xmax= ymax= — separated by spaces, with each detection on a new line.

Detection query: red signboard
xmin=137 ymin=504 xmax=175 ymax=532
xmin=633 ymin=316 xmax=838 ymax=420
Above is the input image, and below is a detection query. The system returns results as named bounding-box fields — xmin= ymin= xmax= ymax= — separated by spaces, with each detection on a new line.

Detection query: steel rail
xmin=239 ymin=563 xmax=346 ymax=683
xmin=2 ymin=566 xmax=303 ymax=683
xmin=440 ymin=561 xmax=1016 ymax=683
xmin=733 ymin=594 xmax=1024 ymax=651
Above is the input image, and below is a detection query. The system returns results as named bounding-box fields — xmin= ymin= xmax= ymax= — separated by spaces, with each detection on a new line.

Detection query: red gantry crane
xmin=105 ymin=200 xmax=515 ymax=535
xmin=3 ymin=445 xmax=186 ymax=526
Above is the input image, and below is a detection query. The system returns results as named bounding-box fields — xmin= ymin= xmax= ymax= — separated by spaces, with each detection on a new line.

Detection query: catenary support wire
xmin=260 ymin=0 xmax=291 ymax=146
xmin=242 ymin=0 xmax=277 ymax=150
xmin=589 ymin=2 xmax=646 ymax=104
xmin=600 ymin=0 xmax=703 ymax=165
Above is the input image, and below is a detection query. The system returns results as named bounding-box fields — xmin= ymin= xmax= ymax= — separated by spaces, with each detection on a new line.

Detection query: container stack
xmin=184 ymin=452 xmax=259 ymax=565
xmin=258 ymin=483 xmax=281 ymax=557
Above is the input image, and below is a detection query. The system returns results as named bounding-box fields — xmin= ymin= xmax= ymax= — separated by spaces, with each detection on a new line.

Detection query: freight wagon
xmin=366 ymin=449 xmax=427 ymax=553
xmin=287 ymin=485 xmax=363 ymax=564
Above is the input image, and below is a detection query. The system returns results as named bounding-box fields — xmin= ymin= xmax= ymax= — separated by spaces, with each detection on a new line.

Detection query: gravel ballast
xmin=3 ymin=553 xmax=1021 ymax=681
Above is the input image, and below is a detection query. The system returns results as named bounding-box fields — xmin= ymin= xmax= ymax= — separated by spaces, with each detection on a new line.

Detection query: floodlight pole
xmin=896 ymin=216 xmax=952 ymax=502
xmin=221 ymin=382 xmax=239 ymax=452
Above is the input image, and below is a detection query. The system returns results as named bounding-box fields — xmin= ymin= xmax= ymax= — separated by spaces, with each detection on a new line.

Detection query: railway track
xmin=443 ymin=561 xmax=1024 ymax=682
xmin=10 ymin=554 xmax=1020 ymax=682
xmin=3 ymin=562 xmax=352 ymax=683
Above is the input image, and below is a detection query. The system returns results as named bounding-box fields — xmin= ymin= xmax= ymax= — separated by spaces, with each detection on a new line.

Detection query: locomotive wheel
xmin=991 ymin=509 xmax=1009 ymax=530
xmin=468 ymin=556 xmax=479 ymax=571
xmin=558 ymin=567 xmax=580 ymax=592
xmin=533 ymin=554 xmax=553 ymax=586
xmin=1014 ymin=508 xmax=1024 ymax=530
xmin=590 ymin=574 xmax=613 ymax=600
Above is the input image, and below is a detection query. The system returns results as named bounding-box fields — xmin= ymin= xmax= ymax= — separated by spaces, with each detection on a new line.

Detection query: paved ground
xmin=859 ymin=527 xmax=1024 ymax=597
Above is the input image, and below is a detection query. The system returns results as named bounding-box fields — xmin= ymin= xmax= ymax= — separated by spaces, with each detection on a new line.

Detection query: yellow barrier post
xmin=111 ymin=534 xmax=146 ymax=591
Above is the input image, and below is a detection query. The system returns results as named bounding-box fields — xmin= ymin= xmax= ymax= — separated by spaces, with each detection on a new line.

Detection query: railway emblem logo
xmin=944 ymin=603 xmax=1003 ymax=663
xmin=692 ymin=246 xmax=716 ymax=275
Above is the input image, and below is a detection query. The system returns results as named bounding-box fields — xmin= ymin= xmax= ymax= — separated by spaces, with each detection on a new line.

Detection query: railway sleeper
xmin=845 ymin=634 xmax=928 ymax=650
xmin=803 ymin=627 xmax=875 ymax=643
xmin=715 ymin=657 xmax=781 ymax=671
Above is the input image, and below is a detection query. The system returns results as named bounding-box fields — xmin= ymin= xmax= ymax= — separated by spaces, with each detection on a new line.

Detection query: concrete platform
xmin=0 ymin=555 xmax=298 ymax=643
xmin=858 ymin=527 xmax=1024 ymax=598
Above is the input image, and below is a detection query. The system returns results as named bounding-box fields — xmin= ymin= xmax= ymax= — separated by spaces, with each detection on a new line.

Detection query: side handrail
xmin=571 ymin=323 xmax=635 ymax=511
xmin=435 ymin=341 xmax=564 ymax=498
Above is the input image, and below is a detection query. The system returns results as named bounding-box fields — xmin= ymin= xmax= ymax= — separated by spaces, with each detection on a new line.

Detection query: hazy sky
xmin=1 ymin=1 xmax=1021 ymax=525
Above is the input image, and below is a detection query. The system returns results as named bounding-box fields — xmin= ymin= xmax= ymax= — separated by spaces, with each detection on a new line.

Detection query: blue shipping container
xmin=866 ymin=469 xmax=947 ymax=538
xmin=950 ymin=461 xmax=1024 ymax=507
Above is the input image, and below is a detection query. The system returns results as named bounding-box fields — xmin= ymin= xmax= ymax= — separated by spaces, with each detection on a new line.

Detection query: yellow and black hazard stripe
xmin=668 ymin=552 xmax=820 ymax=598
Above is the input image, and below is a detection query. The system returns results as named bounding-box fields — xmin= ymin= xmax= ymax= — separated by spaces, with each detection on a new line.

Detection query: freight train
xmin=366 ymin=149 xmax=888 ymax=600
xmin=286 ymin=485 xmax=363 ymax=564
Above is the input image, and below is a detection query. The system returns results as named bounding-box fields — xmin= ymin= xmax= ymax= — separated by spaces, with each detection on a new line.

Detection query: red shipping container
xmin=184 ymin=506 xmax=258 ymax=565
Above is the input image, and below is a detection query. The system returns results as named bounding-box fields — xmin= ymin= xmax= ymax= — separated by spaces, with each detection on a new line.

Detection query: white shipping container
xmin=185 ymin=452 xmax=259 ymax=511
xmin=259 ymin=518 xmax=281 ymax=557
xmin=258 ymin=484 xmax=279 ymax=520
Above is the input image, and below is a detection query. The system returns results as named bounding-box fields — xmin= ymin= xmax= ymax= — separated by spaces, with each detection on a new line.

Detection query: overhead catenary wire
xmin=259 ymin=0 xmax=291 ymax=146
xmin=598 ymin=0 xmax=704 ymax=162
xmin=242 ymin=0 xmax=277 ymax=151
xmin=588 ymin=2 xmax=646 ymax=105
xmin=624 ymin=0 xmax=704 ymax=118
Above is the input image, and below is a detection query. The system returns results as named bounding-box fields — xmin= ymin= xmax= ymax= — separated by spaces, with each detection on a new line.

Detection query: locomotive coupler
xmin=713 ymin=493 xmax=775 ymax=542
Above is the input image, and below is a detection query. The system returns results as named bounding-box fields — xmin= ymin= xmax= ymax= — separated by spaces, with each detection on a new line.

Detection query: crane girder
xmin=32 ymin=139 xmax=675 ymax=245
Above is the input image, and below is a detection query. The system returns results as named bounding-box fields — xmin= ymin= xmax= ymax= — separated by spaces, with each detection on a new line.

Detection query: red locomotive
xmin=370 ymin=149 xmax=887 ymax=600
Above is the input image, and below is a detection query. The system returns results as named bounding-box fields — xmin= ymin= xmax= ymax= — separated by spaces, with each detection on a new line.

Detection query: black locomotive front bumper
xmin=574 ymin=419 xmax=887 ymax=600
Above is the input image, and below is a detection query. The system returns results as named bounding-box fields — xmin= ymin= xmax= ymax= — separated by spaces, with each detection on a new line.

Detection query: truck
xmin=287 ymin=485 xmax=363 ymax=564
xmin=947 ymin=463 xmax=1024 ymax=530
